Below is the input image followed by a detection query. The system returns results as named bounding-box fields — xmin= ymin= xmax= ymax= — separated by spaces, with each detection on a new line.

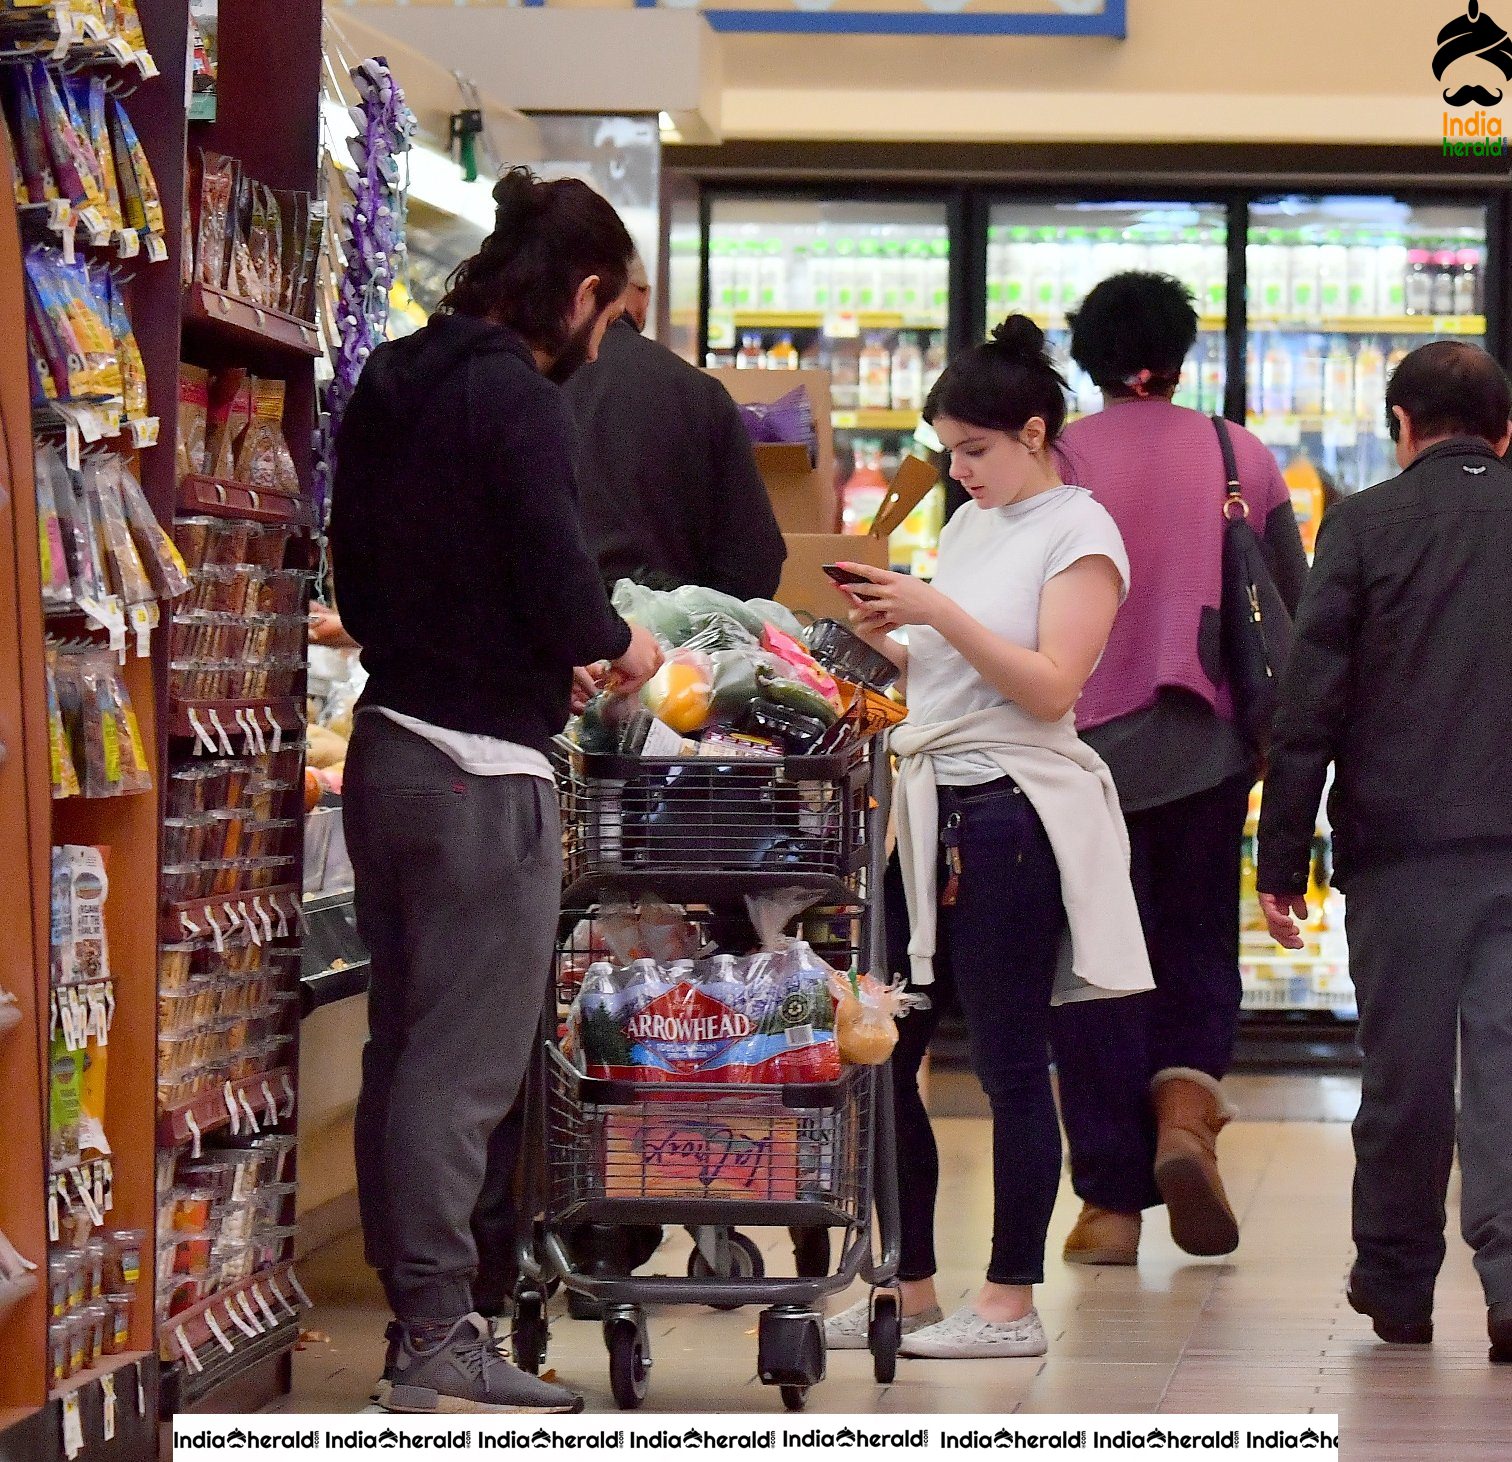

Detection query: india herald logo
xmin=1436 ymin=1 xmax=1512 ymax=107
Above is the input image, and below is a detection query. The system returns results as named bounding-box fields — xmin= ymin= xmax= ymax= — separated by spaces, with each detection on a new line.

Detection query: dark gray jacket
xmin=564 ymin=318 xmax=786 ymax=600
xmin=1258 ymin=437 xmax=1512 ymax=893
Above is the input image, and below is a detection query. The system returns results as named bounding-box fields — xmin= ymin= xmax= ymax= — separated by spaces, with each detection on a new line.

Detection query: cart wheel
xmin=511 ymin=1286 xmax=548 ymax=1375
xmin=607 ymin=1319 xmax=650 ymax=1410
xmin=781 ymin=1385 xmax=809 ymax=1412
xmin=869 ymin=1292 xmax=901 ymax=1385
xmin=791 ymin=1227 xmax=831 ymax=1279
xmin=687 ymin=1231 xmax=764 ymax=1308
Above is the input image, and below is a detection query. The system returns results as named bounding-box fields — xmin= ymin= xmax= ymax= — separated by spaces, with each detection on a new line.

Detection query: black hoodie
xmin=329 ymin=314 xmax=632 ymax=751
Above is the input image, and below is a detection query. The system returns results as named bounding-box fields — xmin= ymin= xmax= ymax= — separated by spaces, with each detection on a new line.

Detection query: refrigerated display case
xmin=704 ymin=197 xmax=951 ymax=575
xmin=1243 ymin=195 xmax=1488 ymax=549
xmin=983 ymin=200 xmax=1231 ymax=420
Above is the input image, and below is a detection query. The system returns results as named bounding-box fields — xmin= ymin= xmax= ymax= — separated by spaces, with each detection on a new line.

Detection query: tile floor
xmin=278 ymin=1074 xmax=1512 ymax=1455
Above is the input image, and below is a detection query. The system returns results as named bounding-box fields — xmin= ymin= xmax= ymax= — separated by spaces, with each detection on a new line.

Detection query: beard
xmin=545 ymin=314 xmax=599 ymax=384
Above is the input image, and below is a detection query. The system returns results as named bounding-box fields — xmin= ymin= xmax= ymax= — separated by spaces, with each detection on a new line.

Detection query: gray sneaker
xmin=824 ymin=1296 xmax=944 ymax=1351
xmin=900 ymin=1305 xmax=1048 ymax=1359
xmin=376 ymin=1314 xmax=583 ymax=1414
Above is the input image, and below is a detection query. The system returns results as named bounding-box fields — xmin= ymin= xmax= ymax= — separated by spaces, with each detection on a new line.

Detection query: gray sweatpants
xmin=1344 ymin=840 xmax=1512 ymax=1315
xmin=343 ymin=711 xmax=561 ymax=1322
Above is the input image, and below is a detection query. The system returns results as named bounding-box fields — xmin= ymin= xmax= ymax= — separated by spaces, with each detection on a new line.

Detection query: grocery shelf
xmin=182 ymin=284 xmax=322 ymax=359
xmin=157 ymin=1263 xmax=303 ymax=1369
xmin=1248 ymin=314 xmax=1485 ymax=335
xmin=161 ymin=885 xmax=301 ymax=948
xmin=723 ymin=311 xmax=945 ymax=332
xmin=158 ymin=1068 xmax=296 ymax=1150
xmin=166 ymin=698 xmax=305 ymax=743
xmin=178 ymin=476 xmax=315 ymax=530
xmin=49 ymin=1350 xmax=151 ymax=1405
xmin=299 ymin=892 xmax=370 ymax=1014
xmin=831 ymin=408 xmax=921 ymax=432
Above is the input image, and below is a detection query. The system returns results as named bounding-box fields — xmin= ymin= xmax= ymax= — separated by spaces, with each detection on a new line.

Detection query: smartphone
xmin=823 ymin=563 xmax=871 ymax=587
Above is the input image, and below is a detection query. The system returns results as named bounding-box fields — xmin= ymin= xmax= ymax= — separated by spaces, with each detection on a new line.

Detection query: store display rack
xmin=0 ymin=1 xmax=325 ymax=1453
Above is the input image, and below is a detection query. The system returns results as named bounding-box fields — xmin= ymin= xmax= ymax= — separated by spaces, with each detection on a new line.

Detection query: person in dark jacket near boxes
xmin=1256 ymin=341 xmax=1512 ymax=1364
xmin=330 ymin=168 xmax=661 ymax=1414
xmin=563 ymin=250 xmax=787 ymax=600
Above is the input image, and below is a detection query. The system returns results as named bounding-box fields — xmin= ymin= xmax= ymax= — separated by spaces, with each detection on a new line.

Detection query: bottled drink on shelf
xmin=1317 ymin=234 xmax=1348 ymax=317
xmin=1246 ymin=340 xmax=1263 ymax=417
xmin=708 ymin=238 xmax=736 ymax=313
xmin=788 ymin=243 xmax=812 ymax=312
xmin=705 ymin=350 xmax=735 ymax=370
xmin=857 ymin=239 xmax=883 ymax=313
xmin=858 ymin=334 xmax=892 ymax=410
xmin=1199 ymin=229 xmax=1228 ymax=318
xmin=1173 ymin=349 xmax=1201 ymax=410
xmin=733 ymin=240 xmax=761 ymax=312
xmin=1284 ymin=454 xmax=1326 ymax=556
xmin=765 ymin=332 xmax=799 ymax=371
xmin=1295 ymin=340 xmax=1325 ymax=417
xmin=1199 ymin=339 xmax=1226 ymax=416
xmin=986 ymin=226 xmax=1006 ymax=317
xmin=1455 ymin=248 xmax=1481 ymax=317
xmin=810 ymin=240 xmax=833 ymax=314
xmin=926 ymin=238 xmax=950 ymax=326
xmin=1060 ymin=228 xmax=1094 ymax=317
xmin=1028 ymin=229 xmax=1060 ymax=319
xmin=831 ymin=239 xmax=858 ymax=314
xmin=798 ymin=339 xmax=823 ymax=372
xmin=1354 ymin=341 xmax=1386 ymax=430
xmin=736 ymin=333 xmax=764 ymax=369
xmin=830 ymin=337 xmax=861 ymax=410
xmin=1323 ymin=337 xmax=1355 ymax=420
xmin=890 ymin=333 xmax=924 ymax=413
xmin=903 ymin=240 xmax=929 ymax=321
xmin=1001 ymin=227 xmax=1032 ymax=316
xmin=1248 ymin=231 xmax=1289 ymax=319
xmin=842 ymin=442 xmax=890 ymax=533
xmin=881 ymin=241 xmax=905 ymax=313
xmin=1404 ymin=246 xmax=1434 ymax=316
xmin=757 ymin=240 xmax=786 ymax=312
xmin=923 ymin=336 xmax=947 ymax=398
xmin=1376 ymin=235 xmax=1408 ymax=317
xmin=1430 ymin=249 xmax=1457 ymax=317
xmin=1262 ymin=337 xmax=1295 ymax=415
xmin=1289 ymin=235 xmax=1321 ymax=319
xmin=1346 ymin=241 xmax=1379 ymax=318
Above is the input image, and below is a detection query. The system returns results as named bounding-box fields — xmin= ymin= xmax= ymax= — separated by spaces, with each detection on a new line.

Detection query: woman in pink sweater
xmin=1050 ymin=273 xmax=1307 ymax=1267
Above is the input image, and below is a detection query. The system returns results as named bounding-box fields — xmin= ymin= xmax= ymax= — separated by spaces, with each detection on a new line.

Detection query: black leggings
xmin=886 ymin=780 xmax=1067 ymax=1287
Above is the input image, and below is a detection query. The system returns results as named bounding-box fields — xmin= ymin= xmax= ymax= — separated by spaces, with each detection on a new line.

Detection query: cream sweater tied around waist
xmin=890 ymin=704 xmax=1154 ymax=1005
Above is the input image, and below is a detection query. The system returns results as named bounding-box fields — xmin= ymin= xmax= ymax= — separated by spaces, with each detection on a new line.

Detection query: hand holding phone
xmin=823 ymin=562 xmax=872 ymax=587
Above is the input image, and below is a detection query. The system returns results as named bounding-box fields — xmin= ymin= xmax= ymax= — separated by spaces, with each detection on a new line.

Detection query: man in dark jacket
xmin=329 ymin=168 xmax=660 ymax=1413
xmin=1257 ymin=340 xmax=1512 ymax=1363
xmin=563 ymin=254 xmax=786 ymax=600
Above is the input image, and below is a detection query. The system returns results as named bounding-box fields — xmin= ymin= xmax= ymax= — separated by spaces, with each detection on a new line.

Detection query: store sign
xmin=626 ymin=1 xmax=1127 ymax=37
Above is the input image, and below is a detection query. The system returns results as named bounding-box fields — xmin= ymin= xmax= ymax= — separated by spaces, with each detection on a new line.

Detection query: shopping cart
xmin=510 ymin=736 xmax=902 ymax=1412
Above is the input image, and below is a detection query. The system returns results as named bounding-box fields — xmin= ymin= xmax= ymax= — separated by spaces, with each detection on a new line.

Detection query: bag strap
xmin=1211 ymin=414 xmax=1249 ymax=521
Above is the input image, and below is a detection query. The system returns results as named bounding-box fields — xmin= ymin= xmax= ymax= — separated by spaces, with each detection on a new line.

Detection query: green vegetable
xmin=709 ymin=649 xmax=761 ymax=721
xmin=756 ymin=666 xmax=840 ymax=726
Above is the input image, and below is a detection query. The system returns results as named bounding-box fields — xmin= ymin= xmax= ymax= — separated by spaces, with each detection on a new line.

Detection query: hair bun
xmin=491 ymin=166 xmax=548 ymax=227
xmin=989 ymin=314 xmax=1049 ymax=363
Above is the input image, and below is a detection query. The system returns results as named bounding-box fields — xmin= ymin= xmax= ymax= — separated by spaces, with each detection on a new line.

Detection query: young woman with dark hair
xmin=1049 ymin=272 xmax=1308 ymax=1272
xmin=823 ymin=316 xmax=1152 ymax=1360
xmin=329 ymin=167 xmax=660 ymax=1413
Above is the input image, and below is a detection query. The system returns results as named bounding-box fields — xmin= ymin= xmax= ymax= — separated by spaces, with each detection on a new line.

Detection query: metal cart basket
xmin=511 ymin=735 xmax=902 ymax=1412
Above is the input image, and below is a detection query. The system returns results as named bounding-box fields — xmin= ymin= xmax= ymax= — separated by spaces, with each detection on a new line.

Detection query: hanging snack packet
xmin=248 ymin=185 xmax=278 ymax=308
xmin=56 ymin=650 xmax=151 ymax=798
xmin=205 ymin=367 xmax=250 ymax=479
xmin=83 ymin=457 xmax=153 ymax=607
xmin=53 ymin=259 xmax=122 ymax=405
xmin=295 ymin=200 xmax=326 ymax=322
xmin=86 ymin=79 xmax=123 ymax=237
xmin=60 ymin=78 xmax=112 ymax=238
xmin=195 ymin=150 xmax=237 ymax=288
xmin=235 ymin=378 xmax=299 ymax=494
xmin=228 ymin=172 xmax=258 ymax=302
xmin=4 ymin=69 xmax=61 ymax=206
xmin=272 ymin=190 xmax=303 ymax=314
xmin=62 ymin=844 xmax=110 ymax=986
xmin=116 ymin=459 xmax=191 ymax=601
xmin=49 ymin=449 xmax=111 ymax=621
xmin=35 ymin=448 xmax=74 ymax=612
xmin=24 ymin=250 xmax=80 ymax=400
xmin=50 ymin=1022 xmax=83 ymax=1171
xmin=70 ymin=1 xmax=110 ymax=40
xmin=108 ymin=101 xmax=162 ymax=245
xmin=104 ymin=274 xmax=147 ymax=422
xmin=46 ymin=648 xmax=82 ymax=799
xmin=31 ymin=65 xmax=90 ymax=215
xmin=176 ymin=364 xmax=209 ymax=481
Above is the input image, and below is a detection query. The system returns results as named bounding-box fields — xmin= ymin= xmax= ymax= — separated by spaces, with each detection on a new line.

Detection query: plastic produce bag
xmin=828 ymin=970 xmax=927 ymax=1066
xmin=594 ymin=897 xmax=706 ymax=965
xmin=639 ymin=648 xmax=714 ymax=734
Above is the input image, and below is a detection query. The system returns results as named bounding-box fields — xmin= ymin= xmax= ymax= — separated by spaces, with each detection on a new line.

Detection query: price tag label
xmin=106 ymin=36 xmax=134 ymax=64
xmin=136 ymin=51 xmax=161 ymax=81
xmin=116 ymin=228 xmax=141 ymax=261
xmin=706 ymin=314 xmax=735 ymax=351
xmin=64 ymin=421 xmax=81 ymax=471
xmin=61 ymin=1394 xmax=84 ymax=1461
xmin=129 ymin=603 xmax=154 ymax=659
xmin=101 ymin=1375 xmax=117 ymax=1442
xmin=146 ymin=235 xmax=168 ymax=264
xmin=824 ymin=311 xmax=860 ymax=340
xmin=128 ymin=416 xmax=159 ymax=450
xmin=204 ymin=1310 xmax=236 ymax=1355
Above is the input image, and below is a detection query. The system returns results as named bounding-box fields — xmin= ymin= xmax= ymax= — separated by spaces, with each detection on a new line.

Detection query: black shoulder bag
xmin=1212 ymin=415 xmax=1294 ymax=753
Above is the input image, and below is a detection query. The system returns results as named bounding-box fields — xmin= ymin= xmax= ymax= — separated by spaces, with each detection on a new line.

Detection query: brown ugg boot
xmin=1063 ymin=1203 xmax=1141 ymax=1266
xmin=1152 ymin=1068 xmax=1240 ymax=1257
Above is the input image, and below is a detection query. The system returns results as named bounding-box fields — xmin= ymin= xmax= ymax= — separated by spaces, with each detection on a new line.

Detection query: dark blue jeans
xmin=1049 ymin=772 xmax=1251 ymax=1214
xmin=887 ymin=779 xmax=1067 ymax=1287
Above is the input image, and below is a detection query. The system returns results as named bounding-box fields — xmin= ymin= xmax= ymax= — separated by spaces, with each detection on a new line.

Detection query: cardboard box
xmin=775 ymin=453 xmax=941 ymax=622
xmin=603 ymin=1107 xmax=802 ymax=1201
xmin=706 ymin=368 xmax=836 ymax=534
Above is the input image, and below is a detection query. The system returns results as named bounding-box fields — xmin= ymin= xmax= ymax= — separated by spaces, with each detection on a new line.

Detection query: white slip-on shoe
xmin=899 ymin=1305 xmax=1048 ymax=1359
xmin=824 ymin=1297 xmax=944 ymax=1351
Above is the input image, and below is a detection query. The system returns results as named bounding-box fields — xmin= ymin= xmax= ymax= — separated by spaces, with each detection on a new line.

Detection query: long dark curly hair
xmin=439 ymin=166 xmax=633 ymax=353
